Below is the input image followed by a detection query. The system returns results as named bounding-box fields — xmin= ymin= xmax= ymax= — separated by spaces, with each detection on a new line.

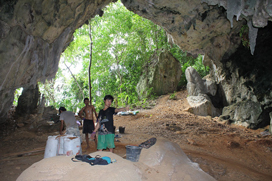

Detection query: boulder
xmin=17 ymin=151 xmax=142 ymax=181
xmin=17 ymin=138 xmax=215 ymax=181
xmin=219 ymin=100 xmax=262 ymax=128
xmin=136 ymin=50 xmax=181 ymax=98
xmin=186 ymin=95 xmax=221 ymax=117
xmin=185 ymin=67 xmax=221 ymax=117
xmin=138 ymin=137 xmax=216 ymax=181
xmin=185 ymin=66 xmax=217 ymax=96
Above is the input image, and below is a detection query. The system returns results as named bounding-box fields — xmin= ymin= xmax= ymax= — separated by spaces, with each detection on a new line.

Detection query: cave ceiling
xmin=0 ymin=0 xmax=272 ymax=123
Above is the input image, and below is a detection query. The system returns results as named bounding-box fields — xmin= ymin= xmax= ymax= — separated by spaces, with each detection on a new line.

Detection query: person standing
xmin=79 ymin=98 xmax=98 ymax=149
xmin=91 ymin=95 xmax=128 ymax=153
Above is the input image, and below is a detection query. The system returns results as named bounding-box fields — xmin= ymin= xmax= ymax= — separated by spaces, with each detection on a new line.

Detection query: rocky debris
xmin=11 ymin=105 xmax=60 ymax=135
xmin=16 ymin=84 xmax=40 ymax=116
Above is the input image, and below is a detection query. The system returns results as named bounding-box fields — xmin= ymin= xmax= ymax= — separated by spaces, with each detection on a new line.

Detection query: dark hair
xmin=59 ymin=107 xmax=66 ymax=112
xmin=104 ymin=95 xmax=114 ymax=102
xmin=84 ymin=98 xmax=89 ymax=102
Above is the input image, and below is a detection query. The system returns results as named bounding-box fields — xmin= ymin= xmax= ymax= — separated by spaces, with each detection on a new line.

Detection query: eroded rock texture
xmin=122 ymin=0 xmax=272 ymax=128
xmin=0 ymin=0 xmax=115 ymax=121
xmin=136 ymin=50 xmax=181 ymax=98
xmin=0 ymin=0 xmax=272 ymax=128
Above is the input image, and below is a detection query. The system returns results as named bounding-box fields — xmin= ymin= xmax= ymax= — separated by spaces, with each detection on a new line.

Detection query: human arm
xmin=92 ymin=105 xmax=98 ymax=119
xmin=78 ymin=107 xmax=85 ymax=120
xmin=59 ymin=120 xmax=64 ymax=135
xmin=115 ymin=106 xmax=129 ymax=113
xmin=91 ymin=121 xmax=100 ymax=139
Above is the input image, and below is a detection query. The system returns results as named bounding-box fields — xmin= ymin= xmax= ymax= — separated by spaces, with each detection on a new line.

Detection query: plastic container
xmin=119 ymin=126 xmax=125 ymax=133
xmin=125 ymin=145 xmax=142 ymax=162
xmin=44 ymin=135 xmax=82 ymax=158
xmin=56 ymin=135 xmax=65 ymax=155
xmin=44 ymin=136 xmax=58 ymax=158
xmin=63 ymin=136 xmax=82 ymax=156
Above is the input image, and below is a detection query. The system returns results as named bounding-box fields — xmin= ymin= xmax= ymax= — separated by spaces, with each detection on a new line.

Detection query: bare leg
xmin=85 ymin=133 xmax=90 ymax=149
xmin=98 ymin=149 xmax=102 ymax=151
xmin=109 ymin=148 xmax=113 ymax=153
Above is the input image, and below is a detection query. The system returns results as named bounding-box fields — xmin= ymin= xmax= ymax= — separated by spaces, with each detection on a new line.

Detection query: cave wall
xmin=0 ymin=0 xmax=115 ymax=121
xmin=1 ymin=0 xmax=272 ymax=125
xmin=121 ymin=0 xmax=272 ymax=127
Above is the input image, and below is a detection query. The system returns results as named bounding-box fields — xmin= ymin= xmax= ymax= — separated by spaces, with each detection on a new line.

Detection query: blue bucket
xmin=125 ymin=145 xmax=142 ymax=162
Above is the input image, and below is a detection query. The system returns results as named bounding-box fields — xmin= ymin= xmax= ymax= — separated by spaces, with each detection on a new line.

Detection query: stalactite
xmin=247 ymin=20 xmax=258 ymax=55
xmin=226 ymin=0 xmax=243 ymax=28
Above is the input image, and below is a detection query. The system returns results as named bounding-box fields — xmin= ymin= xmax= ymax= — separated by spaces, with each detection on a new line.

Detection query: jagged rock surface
xmin=0 ymin=0 xmax=272 ymax=128
xmin=16 ymin=84 xmax=40 ymax=116
xmin=0 ymin=0 xmax=114 ymax=121
xmin=136 ymin=50 xmax=181 ymax=98
xmin=185 ymin=66 xmax=221 ymax=117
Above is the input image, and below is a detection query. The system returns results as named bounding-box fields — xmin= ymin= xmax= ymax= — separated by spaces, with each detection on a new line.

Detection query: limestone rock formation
xmin=0 ymin=0 xmax=115 ymax=122
xmin=185 ymin=66 xmax=221 ymax=117
xmin=220 ymin=100 xmax=262 ymax=128
xmin=186 ymin=95 xmax=221 ymax=117
xmin=17 ymin=138 xmax=215 ymax=181
xmin=1 ymin=0 xmax=272 ymax=129
xmin=122 ymin=0 xmax=272 ymax=128
xmin=14 ymin=105 xmax=60 ymax=134
xmin=136 ymin=50 xmax=181 ymax=98
xmin=16 ymin=84 xmax=40 ymax=116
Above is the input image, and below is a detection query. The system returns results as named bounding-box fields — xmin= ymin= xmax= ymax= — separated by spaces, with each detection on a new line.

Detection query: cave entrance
xmin=13 ymin=87 xmax=23 ymax=107
xmin=38 ymin=1 xmax=209 ymax=113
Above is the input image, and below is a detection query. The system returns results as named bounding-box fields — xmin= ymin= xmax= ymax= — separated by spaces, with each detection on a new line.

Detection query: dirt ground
xmin=1 ymin=90 xmax=272 ymax=181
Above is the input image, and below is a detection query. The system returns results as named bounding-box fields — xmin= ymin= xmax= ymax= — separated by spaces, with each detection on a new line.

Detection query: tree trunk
xmin=64 ymin=63 xmax=84 ymax=100
xmin=89 ymin=22 xmax=93 ymax=102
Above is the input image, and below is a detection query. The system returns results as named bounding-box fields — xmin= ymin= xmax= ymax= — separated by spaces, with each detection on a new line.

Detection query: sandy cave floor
xmin=0 ymin=90 xmax=272 ymax=181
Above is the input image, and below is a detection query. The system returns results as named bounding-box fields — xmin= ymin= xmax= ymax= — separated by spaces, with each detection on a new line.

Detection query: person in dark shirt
xmin=91 ymin=95 xmax=128 ymax=152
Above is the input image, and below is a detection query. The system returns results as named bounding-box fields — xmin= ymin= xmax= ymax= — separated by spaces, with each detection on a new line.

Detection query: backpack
xmin=72 ymin=154 xmax=111 ymax=166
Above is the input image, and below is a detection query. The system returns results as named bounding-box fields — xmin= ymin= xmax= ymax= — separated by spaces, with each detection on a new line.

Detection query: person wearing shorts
xmin=83 ymin=119 xmax=95 ymax=134
xmin=91 ymin=95 xmax=128 ymax=153
xmin=79 ymin=98 xmax=98 ymax=149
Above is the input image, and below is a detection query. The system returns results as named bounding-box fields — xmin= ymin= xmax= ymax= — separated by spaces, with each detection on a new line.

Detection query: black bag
xmin=71 ymin=154 xmax=93 ymax=163
xmin=72 ymin=155 xmax=109 ymax=166
xmin=89 ymin=157 xmax=108 ymax=166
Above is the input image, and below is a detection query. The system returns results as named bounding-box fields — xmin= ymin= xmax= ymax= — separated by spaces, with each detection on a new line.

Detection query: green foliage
xmin=13 ymin=87 xmax=23 ymax=106
xmin=169 ymin=91 xmax=177 ymax=100
xmin=37 ymin=0 xmax=208 ymax=112
xmin=239 ymin=25 xmax=249 ymax=48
